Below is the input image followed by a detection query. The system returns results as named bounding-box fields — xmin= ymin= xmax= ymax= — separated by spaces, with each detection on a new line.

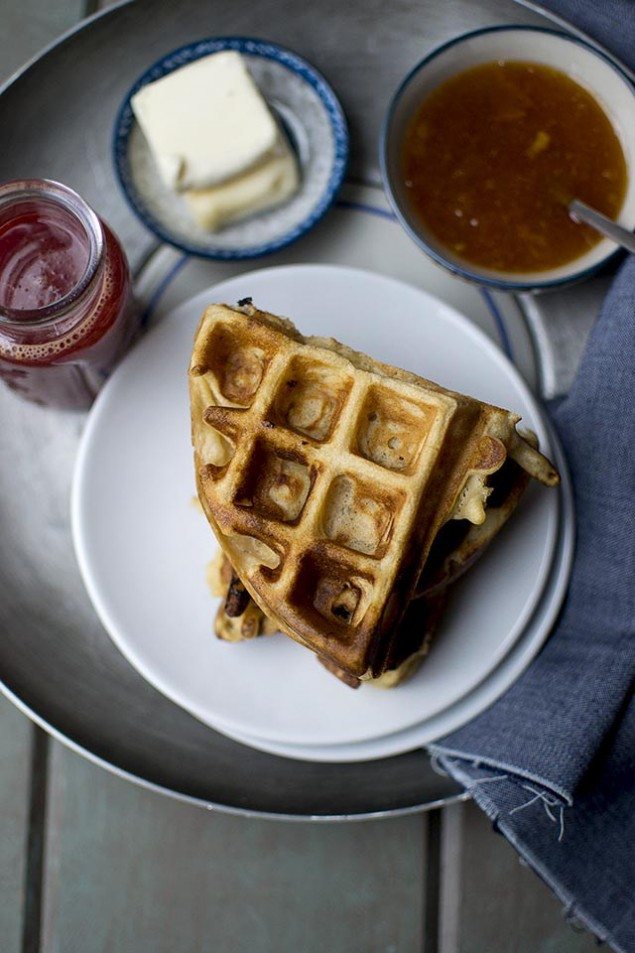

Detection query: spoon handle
xmin=569 ymin=199 xmax=635 ymax=255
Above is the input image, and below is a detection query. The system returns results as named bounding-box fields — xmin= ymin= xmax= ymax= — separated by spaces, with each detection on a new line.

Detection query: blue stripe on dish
xmin=140 ymin=201 xmax=516 ymax=368
xmin=479 ymin=287 xmax=514 ymax=361
xmin=113 ymin=37 xmax=349 ymax=260
xmin=335 ymin=199 xmax=397 ymax=222
xmin=139 ymin=253 xmax=189 ymax=329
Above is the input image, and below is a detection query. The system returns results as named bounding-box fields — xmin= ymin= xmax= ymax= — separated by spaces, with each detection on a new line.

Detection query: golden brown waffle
xmin=208 ymin=552 xmax=277 ymax=643
xmin=209 ymin=551 xmax=440 ymax=688
xmin=190 ymin=302 xmax=558 ymax=679
xmin=415 ymin=453 xmax=533 ymax=599
xmin=206 ymin=453 xmax=533 ymax=687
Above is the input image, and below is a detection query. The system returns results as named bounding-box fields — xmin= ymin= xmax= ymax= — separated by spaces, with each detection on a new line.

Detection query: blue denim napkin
xmin=429 ymin=8 xmax=635 ymax=951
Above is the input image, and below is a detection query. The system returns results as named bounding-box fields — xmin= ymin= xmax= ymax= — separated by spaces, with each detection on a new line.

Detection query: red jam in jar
xmin=0 ymin=179 xmax=136 ymax=409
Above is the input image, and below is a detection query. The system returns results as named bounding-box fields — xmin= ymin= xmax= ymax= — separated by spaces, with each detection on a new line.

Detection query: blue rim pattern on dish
xmin=380 ymin=24 xmax=635 ymax=292
xmin=113 ymin=37 xmax=349 ymax=260
xmin=137 ymin=201 xmax=517 ymax=363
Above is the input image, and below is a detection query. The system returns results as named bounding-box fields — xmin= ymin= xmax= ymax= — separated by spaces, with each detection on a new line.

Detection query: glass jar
xmin=0 ymin=179 xmax=137 ymax=410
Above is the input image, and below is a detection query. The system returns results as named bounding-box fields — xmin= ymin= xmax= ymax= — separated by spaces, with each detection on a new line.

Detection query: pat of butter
xmin=184 ymin=140 xmax=299 ymax=231
xmin=131 ymin=51 xmax=279 ymax=191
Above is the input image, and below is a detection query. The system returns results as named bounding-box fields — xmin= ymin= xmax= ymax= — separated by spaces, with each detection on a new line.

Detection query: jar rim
xmin=0 ymin=179 xmax=104 ymax=327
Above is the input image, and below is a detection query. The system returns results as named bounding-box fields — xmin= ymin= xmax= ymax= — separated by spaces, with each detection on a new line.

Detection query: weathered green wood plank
xmin=0 ymin=694 xmax=32 ymax=953
xmin=0 ymin=0 xmax=86 ymax=87
xmin=455 ymin=801 xmax=598 ymax=953
xmin=42 ymin=741 xmax=425 ymax=953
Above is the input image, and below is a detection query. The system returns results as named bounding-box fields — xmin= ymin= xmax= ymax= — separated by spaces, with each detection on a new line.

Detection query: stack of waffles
xmin=190 ymin=302 xmax=559 ymax=688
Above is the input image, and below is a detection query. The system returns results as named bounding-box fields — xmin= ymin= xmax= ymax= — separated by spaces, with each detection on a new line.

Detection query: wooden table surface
xmin=0 ymin=3 xmax=599 ymax=951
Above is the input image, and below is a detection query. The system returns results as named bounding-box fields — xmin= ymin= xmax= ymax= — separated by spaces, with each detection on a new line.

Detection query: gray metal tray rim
xmin=1 ymin=671 xmax=468 ymax=821
xmin=0 ymin=0 xmax=617 ymax=820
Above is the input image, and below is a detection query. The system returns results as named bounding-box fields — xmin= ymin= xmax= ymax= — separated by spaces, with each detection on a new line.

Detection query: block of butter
xmin=131 ymin=51 xmax=280 ymax=191
xmin=184 ymin=138 xmax=299 ymax=231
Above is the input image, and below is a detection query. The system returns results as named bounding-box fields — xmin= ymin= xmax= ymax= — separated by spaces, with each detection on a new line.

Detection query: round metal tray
xmin=0 ymin=0 xmax=592 ymax=818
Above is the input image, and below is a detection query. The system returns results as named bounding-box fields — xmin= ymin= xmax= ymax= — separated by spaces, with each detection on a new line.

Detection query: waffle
xmin=190 ymin=301 xmax=558 ymax=680
xmin=208 ymin=551 xmax=278 ymax=643
xmin=209 ymin=551 xmax=441 ymax=688
xmin=207 ymin=450 xmax=532 ymax=686
xmin=415 ymin=452 xmax=533 ymax=599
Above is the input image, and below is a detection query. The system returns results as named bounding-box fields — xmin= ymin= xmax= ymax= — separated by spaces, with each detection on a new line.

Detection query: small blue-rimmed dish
xmin=113 ymin=37 xmax=348 ymax=260
xmin=381 ymin=26 xmax=635 ymax=292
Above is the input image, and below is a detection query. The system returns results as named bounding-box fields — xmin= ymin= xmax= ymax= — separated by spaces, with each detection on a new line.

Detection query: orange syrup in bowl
xmin=401 ymin=61 xmax=628 ymax=273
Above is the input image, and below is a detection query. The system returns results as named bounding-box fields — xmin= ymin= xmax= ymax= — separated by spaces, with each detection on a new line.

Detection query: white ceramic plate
xmin=72 ymin=264 xmax=559 ymax=747
xmin=211 ymin=427 xmax=573 ymax=761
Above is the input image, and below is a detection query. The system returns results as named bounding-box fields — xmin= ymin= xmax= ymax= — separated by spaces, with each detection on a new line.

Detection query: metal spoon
xmin=569 ymin=199 xmax=635 ymax=255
